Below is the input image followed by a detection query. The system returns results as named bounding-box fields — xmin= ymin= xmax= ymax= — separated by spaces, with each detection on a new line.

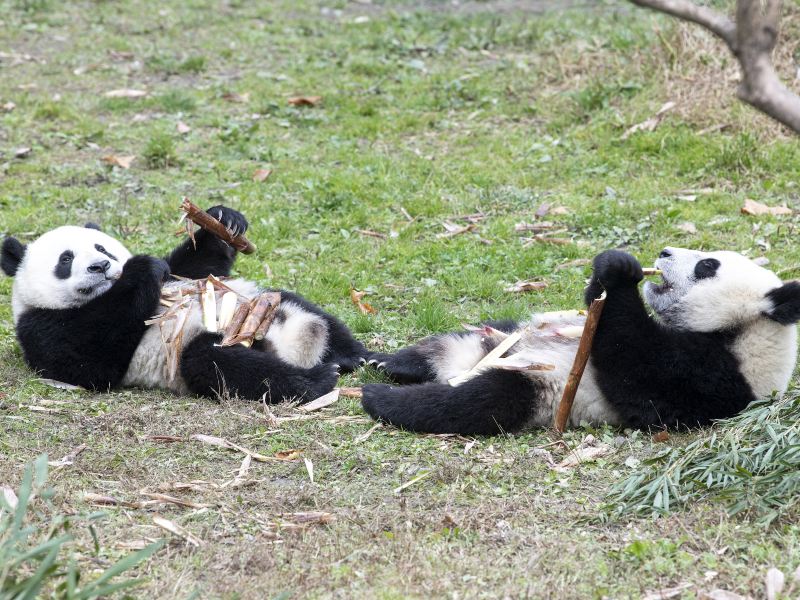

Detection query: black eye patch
xmin=694 ymin=258 xmax=721 ymax=280
xmin=54 ymin=250 xmax=74 ymax=279
xmin=95 ymin=244 xmax=118 ymax=262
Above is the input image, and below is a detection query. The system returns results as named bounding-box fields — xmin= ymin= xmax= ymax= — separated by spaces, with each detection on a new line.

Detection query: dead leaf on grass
xmin=437 ymin=221 xmax=476 ymax=238
xmin=514 ymin=221 xmax=555 ymax=233
xmin=355 ymin=229 xmax=387 ymax=240
xmin=2 ymin=486 xmax=18 ymax=510
xmin=140 ymin=492 xmax=212 ymax=509
xmin=48 ymin=444 xmax=86 ymax=468
xmin=699 ymin=591 xmax=752 ymax=600
xmin=222 ymin=91 xmax=250 ymax=103
xmin=288 ymin=95 xmax=322 ymax=107
xmin=252 ymin=167 xmax=272 ymax=182
xmin=534 ymin=202 xmax=551 ymax=218
xmin=278 ymin=511 xmax=335 ymax=525
xmin=504 ymin=280 xmax=548 ymax=293
xmin=104 ymin=89 xmax=147 ymax=98
xmin=550 ymin=206 xmax=570 ymax=215
xmin=300 ymin=389 xmax=340 ymax=412
xmin=147 ymin=435 xmax=186 ymax=443
xmin=274 ymin=449 xmax=302 ymax=461
xmin=394 ymin=471 xmax=431 ymax=494
xmin=14 ymin=147 xmax=31 ymax=159
xmin=621 ymin=101 xmax=676 ymax=140
xmin=1 ymin=102 xmax=15 ymax=112
xmin=652 ymin=430 xmax=670 ymax=443
xmin=84 ymin=493 xmax=143 ymax=509
xmin=556 ymin=258 xmax=590 ymax=270
xmin=304 ymin=457 xmax=314 ymax=483
xmin=642 ymin=582 xmax=693 ymax=600
xmin=354 ymin=423 xmax=382 ymax=444
xmin=551 ymin=435 xmax=613 ymax=471
xmin=176 ymin=121 xmax=191 ymax=134
xmin=153 ymin=515 xmax=203 ymax=546
xmin=350 ymin=288 xmax=377 ymax=315
xmin=37 ymin=378 xmax=84 ymax=391
xmin=102 ymin=154 xmax=135 ymax=169
xmin=677 ymin=221 xmax=697 ymax=234
xmin=190 ymin=433 xmax=275 ymax=462
xmin=741 ymin=199 xmax=793 ymax=216
xmin=765 ymin=568 xmax=784 ymax=600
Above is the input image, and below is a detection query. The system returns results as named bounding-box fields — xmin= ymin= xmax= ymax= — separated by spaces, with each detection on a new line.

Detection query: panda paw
xmin=205 ymin=205 xmax=248 ymax=237
xmin=593 ymin=250 xmax=643 ymax=291
xmin=123 ymin=255 xmax=171 ymax=285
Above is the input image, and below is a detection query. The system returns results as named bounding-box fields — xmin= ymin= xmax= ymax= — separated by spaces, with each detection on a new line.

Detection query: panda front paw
xmin=205 ymin=205 xmax=248 ymax=237
xmin=592 ymin=250 xmax=643 ymax=291
xmin=123 ymin=255 xmax=171 ymax=285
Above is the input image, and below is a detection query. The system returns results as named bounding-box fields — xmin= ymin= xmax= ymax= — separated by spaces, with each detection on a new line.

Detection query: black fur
xmin=165 ymin=205 xmax=246 ymax=279
xmin=368 ymin=346 xmax=437 ymax=384
xmin=16 ymin=255 xmax=169 ymax=390
xmin=694 ymin=258 xmax=720 ymax=280
xmin=1 ymin=237 xmax=26 ymax=276
xmin=362 ymin=370 xmax=539 ymax=434
xmin=586 ymin=250 xmax=754 ymax=428
xmin=181 ymin=332 xmax=340 ymax=402
xmin=764 ymin=281 xmax=800 ymax=325
xmin=54 ymin=251 xmax=74 ymax=279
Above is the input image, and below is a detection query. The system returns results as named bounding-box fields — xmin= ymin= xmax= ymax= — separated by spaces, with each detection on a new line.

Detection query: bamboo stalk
xmin=448 ymin=330 xmax=523 ymax=386
xmin=253 ymin=292 xmax=281 ymax=341
xmin=220 ymin=302 xmax=250 ymax=346
xmin=180 ymin=198 xmax=256 ymax=254
xmin=553 ymin=291 xmax=607 ymax=432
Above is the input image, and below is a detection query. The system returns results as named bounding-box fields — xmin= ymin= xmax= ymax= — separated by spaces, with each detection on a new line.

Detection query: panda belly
xmin=121 ymin=280 xmax=330 ymax=395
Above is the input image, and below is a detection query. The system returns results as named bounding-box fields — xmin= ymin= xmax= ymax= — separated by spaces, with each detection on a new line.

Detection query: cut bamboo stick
xmin=220 ymin=302 xmax=250 ymax=346
xmin=553 ymin=291 xmax=607 ymax=432
xmin=218 ymin=292 xmax=238 ymax=330
xmin=253 ymin=292 xmax=281 ymax=341
xmin=448 ymin=330 xmax=523 ymax=386
xmin=180 ymin=198 xmax=256 ymax=254
xmin=202 ymin=281 xmax=217 ymax=333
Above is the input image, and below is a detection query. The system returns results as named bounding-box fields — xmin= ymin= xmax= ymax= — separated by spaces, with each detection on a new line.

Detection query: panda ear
xmin=1 ymin=237 xmax=27 ymax=277
xmin=84 ymin=222 xmax=102 ymax=231
xmin=764 ymin=281 xmax=800 ymax=325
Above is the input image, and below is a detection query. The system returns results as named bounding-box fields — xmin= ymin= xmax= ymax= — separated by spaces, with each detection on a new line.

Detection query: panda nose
xmin=87 ymin=260 xmax=111 ymax=274
xmin=659 ymin=249 xmax=673 ymax=259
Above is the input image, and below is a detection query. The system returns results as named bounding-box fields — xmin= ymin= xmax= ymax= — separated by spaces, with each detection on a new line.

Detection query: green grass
xmin=1 ymin=0 xmax=800 ymax=598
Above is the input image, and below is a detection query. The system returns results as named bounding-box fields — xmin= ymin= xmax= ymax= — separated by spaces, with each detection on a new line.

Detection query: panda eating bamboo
xmin=1 ymin=205 xmax=368 ymax=402
xmin=362 ymin=248 xmax=800 ymax=435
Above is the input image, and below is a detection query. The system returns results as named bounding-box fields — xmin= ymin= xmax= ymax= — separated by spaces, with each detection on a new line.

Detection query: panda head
xmin=645 ymin=246 xmax=800 ymax=332
xmin=1 ymin=224 xmax=133 ymax=320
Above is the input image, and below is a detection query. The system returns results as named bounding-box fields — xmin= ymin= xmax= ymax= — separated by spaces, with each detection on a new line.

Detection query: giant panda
xmin=361 ymin=248 xmax=800 ymax=435
xmin=1 ymin=205 xmax=368 ymax=402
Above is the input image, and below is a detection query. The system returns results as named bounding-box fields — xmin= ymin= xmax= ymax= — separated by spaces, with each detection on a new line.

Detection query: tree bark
xmin=628 ymin=0 xmax=800 ymax=134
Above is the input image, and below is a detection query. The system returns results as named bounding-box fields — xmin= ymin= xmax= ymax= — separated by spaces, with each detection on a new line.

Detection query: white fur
xmin=265 ymin=301 xmax=329 ymax=368
xmin=11 ymin=226 xmax=131 ymax=321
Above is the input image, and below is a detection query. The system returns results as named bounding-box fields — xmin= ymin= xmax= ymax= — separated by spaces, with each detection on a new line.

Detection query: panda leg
xmin=370 ymin=331 xmax=491 ymax=385
xmin=367 ymin=346 xmax=437 ymax=384
xmin=361 ymin=369 xmax=539 ymax=435
xmin=180 ymin=333 xmax=339 ymax=403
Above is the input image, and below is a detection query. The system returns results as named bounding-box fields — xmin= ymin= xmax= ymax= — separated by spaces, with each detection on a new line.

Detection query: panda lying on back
xmin=1 ymin=206 xmax=368 ymax=402
xmin=362 ymin=248 xmax=800 ymax=434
